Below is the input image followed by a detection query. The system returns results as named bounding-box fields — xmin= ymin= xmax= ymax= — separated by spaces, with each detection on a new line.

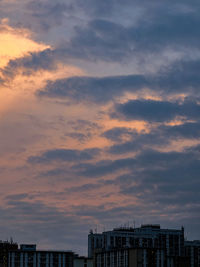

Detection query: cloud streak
xmin=28 ymin=148 xmax=100 ymax=163
xmin=112 ymin=99 xmax=200 ymax=122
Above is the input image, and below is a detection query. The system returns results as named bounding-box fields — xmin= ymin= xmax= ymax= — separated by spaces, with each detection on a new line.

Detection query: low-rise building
xmin=7 ymin=244 xmax=74 ymax=267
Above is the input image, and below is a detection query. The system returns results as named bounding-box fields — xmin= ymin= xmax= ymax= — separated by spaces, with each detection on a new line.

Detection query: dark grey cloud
xmin=38 ymin=74 xmax=146 ymax=103
xmin=107 ymin=122 xmax=200 ymax=155
xmin=58 ymin=7 xmax=200 ymax=62
xmin=1 ymin=0 xmax=200 ymax=66
xmin=36 ymin=58 xmax=200 ymax=103
xmin=36 ymin=73 xmax=142 ymax=102
xmin=65 ymin=19 xmax=132 ymax=62
xmin=28 ymin=148 xmax=100 ymax=164
xmin=160 ymin=122 xmax=200 ymax=139
xmin=118 ymin=157 xmax=200 ymax=206
xmin=103 ymin=126 xmax=169 ymax=154
xmin=94 ymin=145 xmax=200 ymax=211
xmin=5 ymin=193 xmax=29 ymax=201
xmin=157 ymin=59 xmax=200 ymax=94
xmin=69 ymin=119 xmax=101 ymax=131
xmin=40 ymin=168 xmax=70 ymax=177
xmin=75 ymin=0 xmax=200 ymax=18
xmin=65 ymin=119 xmax=101 ymax=143
xmin=75 ymin=0 xmax=116 ymax=17
xmin=73 ymin=145 xmax=200 ymax=179
xmin=65 ymin=183 xmax=101 ymax=193
xmin=37 ymin=167 xmax=80 ymax=184
xmin=112 ymin=99 xmax=200 ymax=122
xmin=2 ymin=41 xmax=200 ymax=105
xmin=74 ymin=157 xmax=135 ymax=178
xmin=66 ymin=132 xmax=91 ymax=143
xmin=108 ymin=141 xmax=141 ymax=154
xmin=3 ymin=0 xmax=199 ymax=79
xmin=132 ymin=149 xmax=190 ymax=168
xmin=1 ymin=49 xmax=57 ymax=79
xmin=102 ymin=127 xmax=135 ymax=142
xmin=25 ymin=1 xmax=70 ymax=31
xmin=0 ymin=0 xmax=72 ymax=35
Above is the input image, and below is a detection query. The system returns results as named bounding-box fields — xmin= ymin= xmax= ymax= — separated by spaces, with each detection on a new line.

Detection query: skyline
xmin=0 ymin=0 xmax=200 ymax=256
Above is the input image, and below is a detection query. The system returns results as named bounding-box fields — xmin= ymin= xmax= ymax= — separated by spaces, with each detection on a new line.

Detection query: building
xmin=0 ymin=240 xmax=18 ymax=267
xmin=88 ymin=224 xmax=185 ymax=257
xmin=7 ymin=244 xmax=74 ymax=267
xmin=94 ymin=247 xmax=166 ymax=267
xmin=89 ymin=224 xmax=186 ymax=267
xmin=185 ymin=240 xmax=200 ymax=267
xmin=1 ymin=241 xmax=92 ymax=267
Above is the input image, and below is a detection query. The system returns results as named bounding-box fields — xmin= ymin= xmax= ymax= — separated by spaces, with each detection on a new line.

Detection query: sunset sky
xmin=0 ymin=0 xmax=200 ymax=255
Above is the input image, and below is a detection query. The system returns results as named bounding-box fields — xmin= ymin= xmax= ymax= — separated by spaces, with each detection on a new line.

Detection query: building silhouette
xmin=7 ymin=244 xmax=74 ymax=267
xmin=0 ymin=242 xmax=90 ymax=267
xmin=88 ymin=224 xmax=192 ymax=267
xmin=0 ymin=240 xmax=18 ymax=267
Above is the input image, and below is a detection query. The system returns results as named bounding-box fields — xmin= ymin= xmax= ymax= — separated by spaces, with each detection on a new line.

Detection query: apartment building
xmin=185 ymin=240 xmax=200 ymax=267
xmin=89 ymin=224 xmax=186 ymax=267
xmin=0 ymin=240 xmax=18 ymax=267
xmin=7 ymin=244 xmax=74 ymax=267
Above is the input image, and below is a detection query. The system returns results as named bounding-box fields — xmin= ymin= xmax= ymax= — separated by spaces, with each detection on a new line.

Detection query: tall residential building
xmin=94 ymin=247 xmax=165 ymax=267
xmin=89 ymin=224 xmax=186 ymax=267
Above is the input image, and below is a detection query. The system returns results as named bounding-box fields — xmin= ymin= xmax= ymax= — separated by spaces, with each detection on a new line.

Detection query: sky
xmin=0 ymin=0 xmax=200 ymax=256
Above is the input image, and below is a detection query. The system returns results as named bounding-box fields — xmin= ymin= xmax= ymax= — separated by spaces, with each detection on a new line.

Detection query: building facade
xmin=7 ymin=244 xmax=74 ymax=267
xmin=94 ymin=247 xmax=166 ymax=267
xmin=185 ymin=240 xmax=200 ymax=267
xmin=8 ymin=250 xmax=74 ymax=267
xmin=89 ymin=224 xmax=186 ymax=267
xmin=0 ymin=241 xmax=18 ymax=267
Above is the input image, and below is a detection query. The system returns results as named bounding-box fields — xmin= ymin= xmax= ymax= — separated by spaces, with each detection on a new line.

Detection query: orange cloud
xmin=0 ymin=19 xmax=49 ymax=68
xmin=0 ymin=20 xmax=84 ymax=118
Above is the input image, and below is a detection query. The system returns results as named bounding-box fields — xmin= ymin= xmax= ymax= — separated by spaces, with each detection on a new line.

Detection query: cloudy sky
xmin=0 ymin=0 xmax=200 ymax=255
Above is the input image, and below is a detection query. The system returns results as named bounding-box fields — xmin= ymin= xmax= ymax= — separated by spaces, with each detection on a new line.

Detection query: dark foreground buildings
xmin=0 ymin=243 xmax=74 ymax=267
xmin=0 ymin=224 xmax=199 ymax=266
xmin=0 ymin=242 xmax=92 ymax=267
